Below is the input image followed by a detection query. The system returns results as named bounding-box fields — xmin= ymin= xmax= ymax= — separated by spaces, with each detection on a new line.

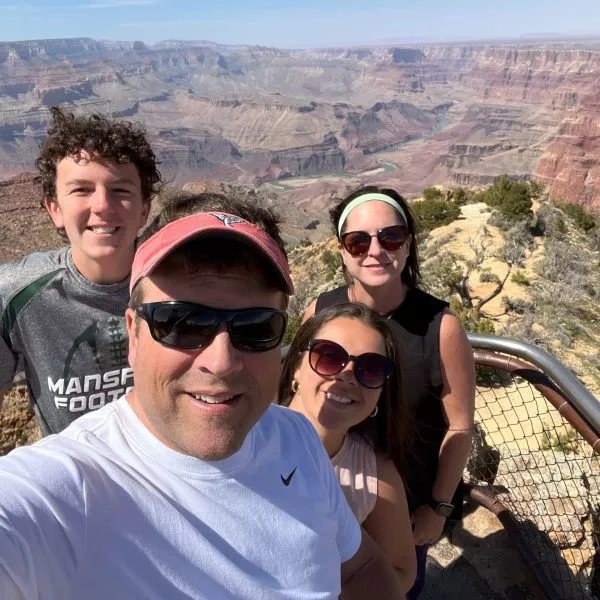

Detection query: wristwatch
xmin=426 ymin=495 xmax=454 ymax=518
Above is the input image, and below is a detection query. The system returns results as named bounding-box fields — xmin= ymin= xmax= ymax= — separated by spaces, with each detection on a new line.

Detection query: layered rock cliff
xmin=2 ymin=37 xmax=600 ymax=207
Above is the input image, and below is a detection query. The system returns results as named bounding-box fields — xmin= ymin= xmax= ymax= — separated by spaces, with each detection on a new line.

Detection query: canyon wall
xmin=1 ymin=37 xmax=600 ymax=208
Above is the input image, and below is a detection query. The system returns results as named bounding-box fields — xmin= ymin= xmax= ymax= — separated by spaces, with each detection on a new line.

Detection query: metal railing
xmin=466 ymin=334 xmax=600 ymax=600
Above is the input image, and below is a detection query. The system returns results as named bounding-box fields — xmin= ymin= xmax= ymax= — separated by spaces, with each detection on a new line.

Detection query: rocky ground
xmin=425 ymin=505 xmax=546 ymax=600
xmin=0 ymin=384 xmax=40 ymax=454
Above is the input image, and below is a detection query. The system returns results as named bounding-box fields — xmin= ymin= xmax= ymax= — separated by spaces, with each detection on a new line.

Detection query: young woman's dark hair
xmin=329 ymin=185 xmax=421 ymax=287
xmin=279 ymin=303 xmax=410 ymax=475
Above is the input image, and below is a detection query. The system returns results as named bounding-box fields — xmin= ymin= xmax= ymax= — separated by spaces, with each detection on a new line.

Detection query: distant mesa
xmin=392 ymin=48 xmax=425 ymax=63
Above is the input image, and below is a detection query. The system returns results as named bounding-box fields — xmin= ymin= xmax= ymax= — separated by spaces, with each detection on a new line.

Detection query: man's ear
xmin=125 ymin=308 xmax=139 ymax=369
xmin=44 ymin=196 xmax=64 ymax=228
xmin=139 ymin=200 xmax=152 ymax=229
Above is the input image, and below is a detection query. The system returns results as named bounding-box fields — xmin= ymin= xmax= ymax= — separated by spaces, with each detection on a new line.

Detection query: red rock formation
xmin=535 ymin=113 xmax=600 ymax=208
xmin=423 ymin=45 xmax=600 ymax=205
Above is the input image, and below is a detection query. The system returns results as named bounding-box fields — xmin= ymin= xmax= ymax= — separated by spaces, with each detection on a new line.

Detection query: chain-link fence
xmin=465 ymin=347 xmax=600 ymax=600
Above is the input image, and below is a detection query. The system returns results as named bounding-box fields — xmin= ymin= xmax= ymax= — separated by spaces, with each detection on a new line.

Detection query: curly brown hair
xmin=35 ymin=106 xmax=162 ymax=205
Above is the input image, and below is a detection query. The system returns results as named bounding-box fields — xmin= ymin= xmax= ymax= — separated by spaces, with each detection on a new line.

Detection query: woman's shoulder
xmin=333 ymin=432 xmax=376 ymax=473
xmin=374 ymin=451 xmax=405 ymax=489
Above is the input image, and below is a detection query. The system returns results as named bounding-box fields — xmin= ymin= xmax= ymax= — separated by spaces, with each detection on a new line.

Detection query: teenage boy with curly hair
xmin=0 ymin=106 xmax=162 ymax=434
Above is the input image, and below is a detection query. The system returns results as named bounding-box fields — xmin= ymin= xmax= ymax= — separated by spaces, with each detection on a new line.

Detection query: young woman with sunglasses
xmin=279 ymin=303 xmax=417 ymax=594
xmin=303 ymin=186 xmax=475 ymax=599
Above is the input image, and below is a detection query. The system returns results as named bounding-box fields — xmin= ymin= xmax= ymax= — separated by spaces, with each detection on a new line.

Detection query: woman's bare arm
xmin=363 ymin=453 xmax=417 ymax=594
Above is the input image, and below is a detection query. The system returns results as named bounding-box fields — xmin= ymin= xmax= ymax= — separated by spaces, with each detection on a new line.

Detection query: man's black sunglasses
xmin=306 ymin=339 xmax=394 ymax=389
xmin=135 ymin=301 xmax=287 ymax=353
xmin=341 ymin=224 xmax=408 ymax=257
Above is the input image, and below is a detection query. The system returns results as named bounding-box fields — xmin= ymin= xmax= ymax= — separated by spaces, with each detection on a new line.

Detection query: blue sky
xmin=1 ymin=0 xmax=600 ymax=48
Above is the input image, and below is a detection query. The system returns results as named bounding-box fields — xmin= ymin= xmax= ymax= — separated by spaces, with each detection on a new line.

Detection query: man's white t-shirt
xmin=0 ymin=398 xmax=361 ymax=599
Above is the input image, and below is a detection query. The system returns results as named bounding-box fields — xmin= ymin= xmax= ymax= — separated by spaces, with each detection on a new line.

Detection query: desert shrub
xmin=553 ymin=200 xmax=597 ymax=233
xmin=540 ymin=426 xmax=579 ymax=454
xmin=470 ymin=189 xmax=488 ymax=204
xmin=502 ymin=297 xmax=532 ymax=314
xmin=475 ymin=365 xmax=514 ymax=390
xmin=498 ymin=184 xmax=533 ymax=220
xmin=511 ymin=270 xmax=531 ymax=286
xmin=411 ymin=197 xmax=461 ymax=232
xmin=478 ymin=175 xmax=533 ymax=222
xmin=421 ymin=252 xmax=463 ymax=301
xmin=533 ymin=203 xmax=566 ymax=237
xmin=478 ymin=271 xmax=497 ymax=284
xmin=589 ymin=230 xmax=600 ymax=252
xmin=422 ymin=187 xmax=443 ymax=201
xmin=321 ymin=249 xmax=342 ymax=279
xmin=449 ymin=298 xmax=495 ymax=334
xmin=283 ymin=286 xmax=310 ymax=346
xmin=537 ymin=239 xmax=593 ymax=287
xmin=529 ymin=179 xmax=545 ymax=199
xmin=451 ymin=187 xmax=470 ymax=206
xmin=522 ymin=237 xmax=600 ymax=350
xmin=500 ymin=221 xmax=533 ymax=267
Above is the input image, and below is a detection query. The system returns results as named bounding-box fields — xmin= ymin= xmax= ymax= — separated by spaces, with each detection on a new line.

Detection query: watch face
xmin=436 ymin=502 xmax=454 ymax=518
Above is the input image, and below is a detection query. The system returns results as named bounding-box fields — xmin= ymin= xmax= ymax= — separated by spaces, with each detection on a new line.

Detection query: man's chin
xmin=180 ymin=434 xmax=247 ymax=461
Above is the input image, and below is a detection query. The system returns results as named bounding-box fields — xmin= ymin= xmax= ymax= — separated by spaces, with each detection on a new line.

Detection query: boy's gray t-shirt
xmin=0 ymin=247 xmax=133 ymax=435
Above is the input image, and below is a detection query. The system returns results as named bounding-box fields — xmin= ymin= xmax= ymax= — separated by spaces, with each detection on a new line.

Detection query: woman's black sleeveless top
xmin=316 ymin=285 xmax=459 ymax=514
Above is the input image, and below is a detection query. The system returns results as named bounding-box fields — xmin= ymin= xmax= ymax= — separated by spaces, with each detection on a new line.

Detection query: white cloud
xmin=81 ymin=0 xmax=157 ymax=8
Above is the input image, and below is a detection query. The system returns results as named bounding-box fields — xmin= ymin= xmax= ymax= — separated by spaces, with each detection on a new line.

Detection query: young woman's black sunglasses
xmin=135 ymin=301 xmax=287 ymax=353
xmin=341 ymin=224 xmax=408 ymax=257
xmin=306 ymin=339 xmax=394 ymax=389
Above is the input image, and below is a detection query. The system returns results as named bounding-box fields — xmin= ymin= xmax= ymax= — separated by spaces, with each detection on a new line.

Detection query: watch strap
xmin=426 ymin=495 xmax=454 ymax=517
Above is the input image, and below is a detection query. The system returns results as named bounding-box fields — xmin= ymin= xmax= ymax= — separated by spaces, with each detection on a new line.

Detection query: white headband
xmin=337 ymin=193 xmax=408 ymax=237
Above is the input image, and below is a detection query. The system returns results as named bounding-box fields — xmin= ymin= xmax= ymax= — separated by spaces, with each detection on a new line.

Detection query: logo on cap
xmin=212 ymin=213 xmax=248 ymax=227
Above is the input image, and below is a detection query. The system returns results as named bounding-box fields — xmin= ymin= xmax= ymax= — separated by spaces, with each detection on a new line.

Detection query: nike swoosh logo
xmin=281 ymin=467 xmax=297 ymax=486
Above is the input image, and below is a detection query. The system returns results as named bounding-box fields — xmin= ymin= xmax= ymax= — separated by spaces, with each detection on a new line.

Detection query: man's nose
xmin=90 ymin=187 xmax=113 ymax=213
xmin=193 ymin=323 xmax=244 ymax=376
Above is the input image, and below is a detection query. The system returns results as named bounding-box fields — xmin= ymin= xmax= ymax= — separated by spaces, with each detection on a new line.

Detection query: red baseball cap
xmin=130 ymin=212 xmax=294 ymax=295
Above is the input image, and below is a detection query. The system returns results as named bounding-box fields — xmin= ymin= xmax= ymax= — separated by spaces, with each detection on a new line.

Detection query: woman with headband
xmin=303 ymin=185 xmax=475 ymax=599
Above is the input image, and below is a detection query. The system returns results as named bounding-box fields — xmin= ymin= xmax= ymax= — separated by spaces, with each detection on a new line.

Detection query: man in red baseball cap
xmin=0 ymin=192 xmax=403 ymax=599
